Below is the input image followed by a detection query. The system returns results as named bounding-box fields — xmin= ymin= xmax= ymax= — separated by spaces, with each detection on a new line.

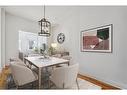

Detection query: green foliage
xmin=48 ymin=47 xmax=53 ymax=55
xmin=33 ymin=47 xmax=38 ymax=52
xmin=97 ymin=28 xmax=109 ymax=40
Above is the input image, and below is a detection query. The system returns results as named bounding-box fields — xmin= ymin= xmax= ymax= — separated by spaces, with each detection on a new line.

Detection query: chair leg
xmin=48 ymin=80 xmax=56 ymax=89
xmin=76 ymin=78 xmax=80 ymax=90
xmin=48 ymin=79 xmax=50 ymax=89
xmin=32 ymin=82 xmax=34 ymax=89
xmin=16 ymin=85 xmax=18 ymax=89
xmin=63 ymin=83 xmax=65 ymax=89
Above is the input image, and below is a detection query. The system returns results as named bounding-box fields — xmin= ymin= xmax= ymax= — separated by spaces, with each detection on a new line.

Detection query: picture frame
xmin=81 ymin=24 xmax=113 ymax=53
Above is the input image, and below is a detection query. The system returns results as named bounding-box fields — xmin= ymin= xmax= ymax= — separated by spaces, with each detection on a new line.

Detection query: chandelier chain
xmin=44 ymin=5 xmax=45 ymax=18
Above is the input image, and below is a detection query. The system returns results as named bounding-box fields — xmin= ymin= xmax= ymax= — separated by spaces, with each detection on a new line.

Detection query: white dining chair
xmin=10 ymin=63 xmax=38 ymax=89
xmin=61 ymin=56 xmax=72 ymax=60
xmin=50 ymin=63 xmax=79 ymax=89
xmin=10 ymin=58 xmax=27 ymax=67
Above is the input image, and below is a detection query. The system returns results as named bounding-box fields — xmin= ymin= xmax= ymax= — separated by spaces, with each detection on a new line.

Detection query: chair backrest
xmin=10 ymin=58 xmax=27 ymax=67
xmin=19 ymin=51 xmax=24 ymax=61
xmin=61 ymin=56 xmax=72 ymax=60
xmin=28 ymin=53 xmax=40 ymax=57
xmin=10 ymin=63 xmax=37 ymax=86
xmin=51 ymin=63 xmax=79 ymax=88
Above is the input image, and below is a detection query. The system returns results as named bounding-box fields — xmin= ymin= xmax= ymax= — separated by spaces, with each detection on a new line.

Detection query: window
xmin=18 ymin=30 xmax=47 ymax=53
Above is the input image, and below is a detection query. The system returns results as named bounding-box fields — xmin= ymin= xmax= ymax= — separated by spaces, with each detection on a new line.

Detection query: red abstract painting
xmin=81 ymin=24 xmax=112 ymax=52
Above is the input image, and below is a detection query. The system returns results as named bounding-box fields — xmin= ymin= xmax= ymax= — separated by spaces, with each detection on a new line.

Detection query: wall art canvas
xmin=81 ymin=24 xmax=112 ymax=52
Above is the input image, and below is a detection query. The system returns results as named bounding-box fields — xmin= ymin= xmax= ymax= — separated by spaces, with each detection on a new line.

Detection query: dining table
xmin=24 ymin=56 xmax=69 ymax=89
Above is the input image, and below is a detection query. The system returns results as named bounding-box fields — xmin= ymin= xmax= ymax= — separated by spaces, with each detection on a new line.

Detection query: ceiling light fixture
xmin=38 ymin=5 xmax=51 ymax=37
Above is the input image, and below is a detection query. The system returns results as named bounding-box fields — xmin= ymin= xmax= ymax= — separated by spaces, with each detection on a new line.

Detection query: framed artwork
xmin=81 ymin=24 xmax=113 ymax=53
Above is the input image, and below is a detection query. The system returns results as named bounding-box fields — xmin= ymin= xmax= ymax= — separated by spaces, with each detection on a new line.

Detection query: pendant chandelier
xmin=38 ymin=5 xmax=51 ymax=37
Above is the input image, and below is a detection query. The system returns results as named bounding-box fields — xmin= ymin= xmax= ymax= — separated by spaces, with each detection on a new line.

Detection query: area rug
xmin=71 ymin=78 xmax=101 ymax=89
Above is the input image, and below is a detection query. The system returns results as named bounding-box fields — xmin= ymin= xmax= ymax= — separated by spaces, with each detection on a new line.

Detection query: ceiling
xmin=4 ymin=6 xmax=78 ymax=25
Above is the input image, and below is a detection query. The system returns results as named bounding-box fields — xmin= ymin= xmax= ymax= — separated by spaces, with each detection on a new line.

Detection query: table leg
xmin=68 ymin=61 xmax=70 ymax=66
xmin=24 ymin=58 xmax=26 ymax=64
xmin=38 ymin=67 xmax=41 ymax=89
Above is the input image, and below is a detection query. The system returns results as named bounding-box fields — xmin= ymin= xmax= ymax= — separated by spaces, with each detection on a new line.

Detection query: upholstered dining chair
xmin=10 ymin=63 xmax=38 ymax=89
xmin=61 ymin=56 xmax=72 ymax=60
xmin=10 ymin=58 xmax=27 ymax=67
xmin=50 ymin=63 xmax=79 ymax=89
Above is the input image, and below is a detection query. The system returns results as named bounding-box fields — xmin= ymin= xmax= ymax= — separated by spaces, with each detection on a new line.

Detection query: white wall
xmin=1 ymin=8 xmax=5 ymax=68
xmin=52 ymin=6 xmax=127 ymax=89
xmin=0 ymin=7 xmax=6 ymax=73
xmin=5 ymin=13 xmax=39 ymax=64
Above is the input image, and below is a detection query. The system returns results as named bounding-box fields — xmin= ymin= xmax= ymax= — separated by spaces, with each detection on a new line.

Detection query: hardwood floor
xmin=0 ymin=66 xmax=11 ymax=89
xmin=0 ymin=67 xmax=120 ymax=89
xmin=78 ymin=74 xmax=120 ymax=90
